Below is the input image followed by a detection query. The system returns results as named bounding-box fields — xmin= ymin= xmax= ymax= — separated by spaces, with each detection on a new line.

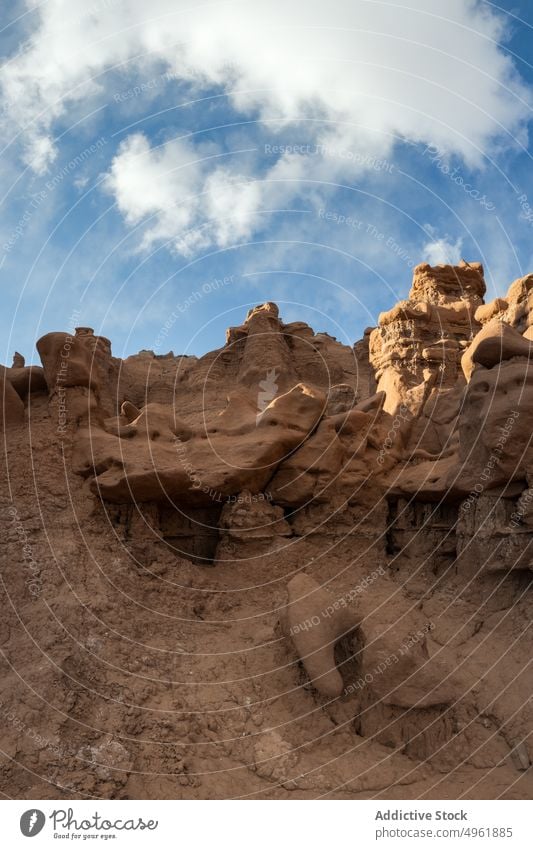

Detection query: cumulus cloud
xmin=2 ymin=0 xmax=529 ymax=166
xmin=1 ymin=0 xmax=530 ymax=254
xmin=423 ymin=228 xmax=464 ymax=265
xmin=103 ymin=133 xmax=264 ymax=255
xmin=21 ymin=135 xmax=58 ymax=175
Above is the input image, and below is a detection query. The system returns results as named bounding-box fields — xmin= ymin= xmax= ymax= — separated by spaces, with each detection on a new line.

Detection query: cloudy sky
xmin=1 ymin=0 xmax=532 ymax=361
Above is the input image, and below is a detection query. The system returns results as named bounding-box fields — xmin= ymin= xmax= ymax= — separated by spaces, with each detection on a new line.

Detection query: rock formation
xmin=281 ymin=572 xmax=360 ymax=698
xmin=1 ymin=262 xmax=532 ymax=800
xmin=369 ymin=261 xmax=484 ymax=415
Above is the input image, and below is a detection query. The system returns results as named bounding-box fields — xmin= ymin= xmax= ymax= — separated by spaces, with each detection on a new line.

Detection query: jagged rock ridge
xmin=0 ymin=262 xmax=531 ymax=800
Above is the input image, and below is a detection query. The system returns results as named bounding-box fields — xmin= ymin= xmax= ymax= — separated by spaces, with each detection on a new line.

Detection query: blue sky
xmin=1 ymin=0 xmax=532 ymax=363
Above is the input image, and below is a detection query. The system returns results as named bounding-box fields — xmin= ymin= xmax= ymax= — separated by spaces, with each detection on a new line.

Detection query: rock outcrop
xmin=282 ymin=572 xmax=360 ymax=698
xmin=1 ymin=266 xmax=532 ymax=801
xmin=73 ymin=383 xmax=326 ymax=504
xmin=369 ymin=260 xmax=484 ymax=415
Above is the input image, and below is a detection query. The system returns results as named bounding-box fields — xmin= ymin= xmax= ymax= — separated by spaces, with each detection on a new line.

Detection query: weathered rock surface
xmin=281 ymin=572 xmax=360 ymax=698
xmin=73 ymin=383 xmax=326 ymax=504
xmin=1 ymin=268 xmax=532 ymax=801
xmin=369 ymin=262 xmax=483 ymax=414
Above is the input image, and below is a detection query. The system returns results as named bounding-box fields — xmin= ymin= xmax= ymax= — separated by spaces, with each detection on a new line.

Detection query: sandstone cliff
xmin=0 ymin=262 xmax=531 ymax=799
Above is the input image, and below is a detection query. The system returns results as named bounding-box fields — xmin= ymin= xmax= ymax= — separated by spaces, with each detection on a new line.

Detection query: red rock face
xmin=1 ymin=267 xmax=532 ymax=800
xmin=369 ymin=261 xmax=485 ymax=414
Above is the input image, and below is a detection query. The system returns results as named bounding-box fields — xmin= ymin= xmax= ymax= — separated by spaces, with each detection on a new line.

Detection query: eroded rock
xmin=281 ymin=573 xmax=360 ymax=698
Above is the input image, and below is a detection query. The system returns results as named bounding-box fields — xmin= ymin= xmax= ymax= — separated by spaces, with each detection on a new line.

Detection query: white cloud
xmin=21 ymin=135 xmax=57 ymax=175
xmin=103 ymin=133 xmax=264 ymax=255
xmin=422 ymin=227 xmax=463 ymax=265
xmin=1 ymin=0 xmax=530 ymax=257
xmin=74 ymin=175 xmax=89 ymax=190
xmin=1 ymin=0 xmax=529 ymax=169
